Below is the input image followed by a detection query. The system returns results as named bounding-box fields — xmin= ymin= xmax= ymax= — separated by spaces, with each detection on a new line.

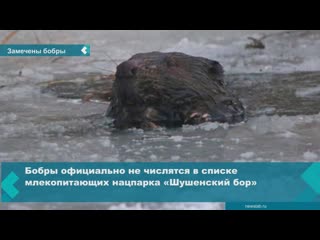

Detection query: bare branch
xmin=1 ymin=30 xmax=19 ymax=44
xmin=32 ymin=31 xmax=41 ymax=43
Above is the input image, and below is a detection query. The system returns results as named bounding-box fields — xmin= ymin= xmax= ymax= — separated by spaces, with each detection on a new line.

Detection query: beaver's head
xmin=107 ymin=52 xmax=245 ymax=129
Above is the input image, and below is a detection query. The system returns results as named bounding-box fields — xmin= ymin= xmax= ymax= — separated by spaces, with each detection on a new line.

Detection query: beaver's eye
xmin=131 ymin=68 xmax=137 ymax=75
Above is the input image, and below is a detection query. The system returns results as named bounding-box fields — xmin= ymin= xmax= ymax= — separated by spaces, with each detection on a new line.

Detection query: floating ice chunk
xmin=76 ymin=142 xmax=85 ymax=148
xmin=199 ymin=122 xmax=220 ymax=131
xmin=279 ymin=131 xmax=299 ymax=138
xmin=0 ymin=75 xmax=7 ymax=83
xmin=182 ymin=122 xmax=227 ymax=132
xmin=154 ymin=145 xmax=166 ymax=149
xmin=165 ymin=38 xmax=220 ymax=56
xmin=0 ymin=152 xmax=8 ymax=157
xmin=40 ymin=141 xmax=59 ymax=150
xmin=150 ymin=154 xmax=157 ymax=160
xmin=89 ymin=154 xmax=99 ymax=159
xmin=303 ymin=151 xmax=318 ymax=161
xmin=296 ymin=86 xmax=320 ymax=97
xmin=231 ymin=138 xmax=240 ymax=144
xmin=248 ymin=115 xmax=298 ymax=134
xmin=221 ymin=123 xmax=230 ymax=130
xmin=128 ymin=128 xmax=144 ymax=134
xmin=233 ymin=159 xmax=247 ymax=162
xmin=45 ymin=124 xmax=66 ymax=134
xmin=139 ymin=147 xmax=147 ymax=152
xmin=169 ymin=136 xmax=183 ymax=142
xmin=211 ymin=138 xmax=222 ymax=142
xmin=0 ymin=113 xmax=17 ymax=123
xmin=182 ymin=124 xmax=197 ymax=132
xmin=100 ymin=138 xmax=111 ymax=147
xmin=57 ymin=99 xmax=82 ymax=104
xmin=21 ymin=68 xmax=34 ymax=76
xmin=256 ymin=107 xmax=276 ymax=115
xmin=240 ymin=152 xmax=255 ymax=159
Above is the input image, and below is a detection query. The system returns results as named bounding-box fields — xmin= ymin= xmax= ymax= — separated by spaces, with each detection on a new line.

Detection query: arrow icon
xmin=81 ymin=46 xmax=87 ymax=55
xmin=2 ymin=171 xmax=19 ymax=200
xmin=301 ymin=163 xmax=320 ymax=194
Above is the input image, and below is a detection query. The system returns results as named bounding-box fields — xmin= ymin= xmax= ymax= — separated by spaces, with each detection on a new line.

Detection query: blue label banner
xmin=1 ymin=162 xmax=320 ymax=203
xmin=0 ymin=44 xmax=90 ymax=56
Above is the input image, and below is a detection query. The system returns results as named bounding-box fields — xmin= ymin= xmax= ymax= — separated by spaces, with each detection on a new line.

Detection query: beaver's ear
xmin=208 ymin=60 xmax=225 ymax=87
xmin=209 ymin=60 xmax=224 ymax=75
xmin=116 ymin=61 xmax=138 ymax=78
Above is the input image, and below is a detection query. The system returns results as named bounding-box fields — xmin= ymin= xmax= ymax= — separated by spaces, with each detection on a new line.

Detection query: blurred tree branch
xmin=1 ymin=30 xmax=19 ymax=44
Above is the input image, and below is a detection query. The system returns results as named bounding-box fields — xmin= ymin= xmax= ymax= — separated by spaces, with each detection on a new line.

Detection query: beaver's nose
xmin=116 ymin=61 xmax=138 ymax=78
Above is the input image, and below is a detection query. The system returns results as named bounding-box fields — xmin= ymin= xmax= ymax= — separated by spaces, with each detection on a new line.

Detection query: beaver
xmin=106 ymin=52 xmax=245 ymax=129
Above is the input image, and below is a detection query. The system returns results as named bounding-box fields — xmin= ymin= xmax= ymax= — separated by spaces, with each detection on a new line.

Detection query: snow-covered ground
xmin=0 ymin=30 xmax=319 ymax=210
